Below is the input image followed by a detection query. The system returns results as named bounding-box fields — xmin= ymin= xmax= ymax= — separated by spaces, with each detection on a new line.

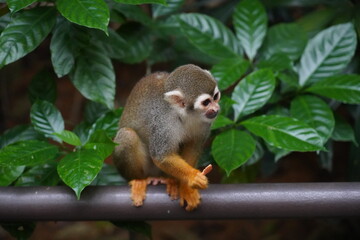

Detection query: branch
xmin=1 ymin=183 xmax=360 ymax=221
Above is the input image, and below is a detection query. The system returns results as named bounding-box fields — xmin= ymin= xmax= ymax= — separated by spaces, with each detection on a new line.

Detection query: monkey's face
xmin=164 ymin=86 xmax=221 ymax=123
xmin=193 ymin=86 xmax=221 ymax=122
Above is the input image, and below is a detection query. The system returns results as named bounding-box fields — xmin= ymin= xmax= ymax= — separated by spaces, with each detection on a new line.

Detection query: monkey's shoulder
xmin=141 ymin=71 xmax=169 ymax=85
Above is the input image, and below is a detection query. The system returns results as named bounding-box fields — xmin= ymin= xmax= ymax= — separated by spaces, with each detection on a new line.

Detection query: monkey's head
xmin=164 ymin=64 xmax=221 ymax=122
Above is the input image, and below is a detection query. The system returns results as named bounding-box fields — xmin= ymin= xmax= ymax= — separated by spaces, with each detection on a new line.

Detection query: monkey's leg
xmin=146 ymin=177 xmax=179 ymax=200
xmin=179 ymin=181 xmax=201 ymax=211
xmin=113 ymin=128 xmax=148 ymax=207
xmin=129 ymin=179 xmax=148 ymax=207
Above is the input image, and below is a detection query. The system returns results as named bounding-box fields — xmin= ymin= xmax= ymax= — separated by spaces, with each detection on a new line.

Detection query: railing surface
xmin=1 ymin=183 xmax=359 ymax=221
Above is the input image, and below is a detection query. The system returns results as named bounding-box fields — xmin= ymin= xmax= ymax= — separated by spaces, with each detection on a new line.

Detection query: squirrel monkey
xmin=113 ymin=64 xmax=220 ymax=211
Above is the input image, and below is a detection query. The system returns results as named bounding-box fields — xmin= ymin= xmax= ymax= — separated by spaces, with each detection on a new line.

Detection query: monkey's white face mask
xmin=164 ymin=87 xmax=221 ymax=123
xmin=193 ymin=86 xmax=221 ymax=122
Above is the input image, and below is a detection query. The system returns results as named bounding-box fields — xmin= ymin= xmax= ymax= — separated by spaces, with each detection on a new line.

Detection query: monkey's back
xmin=119 ymin=72 xmax=171 ymax=146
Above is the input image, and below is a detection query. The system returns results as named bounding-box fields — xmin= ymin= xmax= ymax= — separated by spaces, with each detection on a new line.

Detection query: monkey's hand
xmin=188 ymin=170 xmax=208 ymax=189
xmin=188 ymin=164 xmax=212 ymax=189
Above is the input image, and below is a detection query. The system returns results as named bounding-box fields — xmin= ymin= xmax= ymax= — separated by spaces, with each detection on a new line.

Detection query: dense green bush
xmin=1 ymin=0 xmax=360 ymax=238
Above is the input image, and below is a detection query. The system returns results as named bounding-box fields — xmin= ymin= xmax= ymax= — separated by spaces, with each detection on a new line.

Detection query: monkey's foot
xmin=147 ymin=177 xmax=167 ymax=186
xmin=165 ymin=178 xmax=179 ymax=200
xmin=129 ymin=179 xmax=148 ymax=207
xmin=179 ymin=183 xmax=201 ymax=211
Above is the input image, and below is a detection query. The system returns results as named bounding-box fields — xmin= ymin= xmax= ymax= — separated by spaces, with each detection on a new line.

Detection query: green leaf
xmin=57 ymin=149 xmax=104 ymax=199
xmin=210 ymin=57 xmax=249 ymax=91
xmin=296 ymin=7 xmax=336 ymax=36
xmin=0 ymin=140 xmax=59 ymax=166
xmin=242 ymin=115 xmax=324 ymax=151
xmin=148 ymin=39 xmax=176 ymax=65
xmin=73 ymin=121 xmax=92 ymax=145
xmin=277 ymin=71 xmax=299 ymax=88
xmin=95 ymin=28 xmax=129 ymax=60
xmin=153 ymin=0 xmax=184 ymax=18
xmin=218 ymin=95 xmax=236 ymax=118
xmin=56 ymin=0 xmax=110 ymax=34
xmin=306 ymin=74 xmax=360 ymax=104
xmin=331 ymin=114 xmax=357 ymax=145
xmin=262 ymin=23 xmax=307 ymax=61
xmin=233 ymin=0 xmax=267 ymax=61
xmin=28 ymin=70 xmax=57 ymax=104
xmin=114 ymin=0 xmax=166 ymax=4
xmin=178 ymin=13 xmax=242 ymax=59
xmin=0 ymin=125 xmax=44 ymax=149
xmin=0 ymin=166 xmax=25 ymax=186
xmin=290 ymin=95 xmax=334 ymax=144
xmin=211 ymin=115 xmax=234 ymax=130
xmin=212 ymin=129 xmax=256 ymax=176
xmin=298 ymin=22 xmax=357 ymax=86
xmin=71 ymin=45 xmax=115 ymax=109
xmin=51 ymin=21 xmax=92 ymax=74
xmin=50 ymin=17 xmax=76 ymax=77
xmin=154 ymin=14 xmax=181 ymax=36
xmin=112 ymin=4 xmax=152 ymax=26
xmin=6 ymin=0 xmax=36 ymax=13
xmin=222 ymin=165 xmax=258 ymax=184
xmin=232 ymin=69 xmax=275 ymax=121
xmin=53 ymin=130 xmax=82 ymax=146
xmin=0 ymin=13 xmax=11 ymax=32
xmin=84 ymin=101 xmax=110 ymax=124
xmin=266 ymin=143 xmax=290 ymax=162
xmin=84 ymin=130 xmax=117 ymax=159
xmin=30 ymin=100 xmax=65 ymax=142
xmin=267 ymin=105 xmax=289 ymax=116
xmin=15 ymin=162 xmax=60 ymax=186
xmin=89 ymin=108 xmax=123 ymax=139
xmin=91 ymin=163 xmax=126 ymax=186
xmin=246 ymin=140 xmax=264 ymax=165
xmin=257 ymin=53 xmax=292 ymax=72
xmin=173 ymin=35 xmax=219 ymax=65
xmin=0 ymin=7 xmax=56 ymax=67
xmin=116 ymin=27 xmax=152 ymax=64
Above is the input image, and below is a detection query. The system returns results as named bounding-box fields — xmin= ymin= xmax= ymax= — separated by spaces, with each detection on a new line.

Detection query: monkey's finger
xmin=201 ymin=164 xmax=213 ymax=175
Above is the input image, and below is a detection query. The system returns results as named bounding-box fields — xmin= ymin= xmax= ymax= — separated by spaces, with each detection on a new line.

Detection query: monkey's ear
xmin=164 ymin=90 xmax=185 ymax=108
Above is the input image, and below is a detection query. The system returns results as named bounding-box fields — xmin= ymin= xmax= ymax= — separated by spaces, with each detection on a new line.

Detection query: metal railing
xmin=1 ymin=182 xmax=359 ymax=221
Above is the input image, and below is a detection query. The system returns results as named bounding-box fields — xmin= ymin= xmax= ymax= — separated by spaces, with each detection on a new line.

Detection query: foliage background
xmin=1 ymin=0 xmax=360 ymax=239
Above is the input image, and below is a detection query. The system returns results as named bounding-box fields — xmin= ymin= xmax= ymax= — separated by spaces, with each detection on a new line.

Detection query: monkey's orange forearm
xmin=154 ymin=154 xmax=197 ymax=181
xmin=154 ymin=154 xmax=208 ymax=189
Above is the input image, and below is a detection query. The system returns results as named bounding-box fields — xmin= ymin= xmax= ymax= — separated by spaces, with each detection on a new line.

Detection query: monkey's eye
xmin=213 ymin=92 xmax=219 ymax=101
xmin=202 ymin=99 xmax=211 ymax=107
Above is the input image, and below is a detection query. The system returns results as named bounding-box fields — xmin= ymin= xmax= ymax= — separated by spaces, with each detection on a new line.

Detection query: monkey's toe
xmin=129 ymin=179 xmax=148 ymax=207
xmin=165 ymin=178 xmax=179 ymax=200
xmin=179 ymin=183 xmax=201 ymax=211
